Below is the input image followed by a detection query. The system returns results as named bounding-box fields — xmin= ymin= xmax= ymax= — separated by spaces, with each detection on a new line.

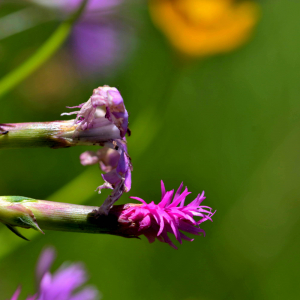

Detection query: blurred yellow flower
xmin=149 ymin=0 xmax=260 ymax=57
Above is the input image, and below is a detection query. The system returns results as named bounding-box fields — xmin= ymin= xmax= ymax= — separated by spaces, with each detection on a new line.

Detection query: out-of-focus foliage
xmin=1 ymin=0 xmax=300 ymax=299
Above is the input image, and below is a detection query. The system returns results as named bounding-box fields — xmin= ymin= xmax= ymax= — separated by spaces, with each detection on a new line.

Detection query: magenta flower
xmin=10 ymin=247 xmax=99 ymax=300
xmin=62 ymin=86 xmax=132 ymax=214
xmin=115 ymin=181 xmax=215 ymax=249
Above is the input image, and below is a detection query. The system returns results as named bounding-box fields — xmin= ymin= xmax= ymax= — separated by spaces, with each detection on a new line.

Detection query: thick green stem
xmin=0 ymin=197 xmax=131 ymax=238
xmin=0 ymin=120 xmax=119 ymax=149
xmin=0 ymin=121 xmax=75 ymax=149
xmin=25 ymin=201 xmax=118 ymax=234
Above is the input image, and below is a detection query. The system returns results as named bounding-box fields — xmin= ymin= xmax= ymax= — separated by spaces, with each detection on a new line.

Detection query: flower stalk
xmin=0 ymin=119 xmax=120 ymax=149
xmin=0 ymin=196 xmax=133 ymax=240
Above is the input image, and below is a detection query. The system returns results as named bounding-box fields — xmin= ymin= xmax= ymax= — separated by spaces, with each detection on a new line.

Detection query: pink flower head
xmin=11 ymin=247 xmax=99 ymax=300
xmin=117 ymin=181 xmax=215 ymax=249
xmin=62 ymin=86 xmax=131 ymax=214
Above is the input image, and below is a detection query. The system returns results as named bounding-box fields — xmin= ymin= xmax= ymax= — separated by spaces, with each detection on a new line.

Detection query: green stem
xmin=0 ymin=197 xmax=132 ymax=238
xmin=0 ymin=121 xmax=75 ymax=149
xmin=0 ymin=0 xmax=89 ymax=99
xmin=29 ymin=201 xmax=107 ymax=234
xmin=0 ymin=119 xmax=120 ymax=149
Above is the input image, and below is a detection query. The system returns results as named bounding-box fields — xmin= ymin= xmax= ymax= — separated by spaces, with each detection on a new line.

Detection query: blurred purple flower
xmin=116 ymin=181 xmax=215 ymax=249
xmin=10 ymin=288 xmax=22 ymax=300
xmin=10 ymin=247 xmax=99 ymax=300
xmin=71 ymin=22 xmax=127 ymax=76
xmin=37 ymin=0 xmax=123 ymax=11
xmin=62 ymin=86 xmax=132 ymax=214
xmin=35 ymin=247 xmax=56 ymax=283
xmin=32 ymin=0 xmax=133 ymax=76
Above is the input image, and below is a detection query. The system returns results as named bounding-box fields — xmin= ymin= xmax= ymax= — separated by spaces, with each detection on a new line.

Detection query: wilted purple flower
xmin=62 ymin=85 xmax=132 ymax=214
xmin=81 ymin=141 xmax=131 ymax=193
xmin=66 ymin=85 xmax=128 ymax=137
xmin=10 ymin=247 xmax=99 ymax=300
xmin=115 ymin=181 xmax=215 ymax=249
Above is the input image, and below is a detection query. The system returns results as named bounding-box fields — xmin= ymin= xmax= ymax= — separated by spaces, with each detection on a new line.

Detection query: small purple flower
xmin=62 ymin=86 xmax=132 ymax=214
xmin=116 ymin=181 xmax=215 ymax=249
xmin=10 ymin=247 xmax=99 ymax=300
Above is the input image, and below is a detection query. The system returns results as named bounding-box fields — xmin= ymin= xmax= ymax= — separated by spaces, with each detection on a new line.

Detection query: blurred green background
xmin=1 ymin=0 xmax=300 ymax=299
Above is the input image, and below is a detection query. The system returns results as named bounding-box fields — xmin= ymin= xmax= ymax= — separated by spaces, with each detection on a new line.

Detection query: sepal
xmin=0 ymin=196 xmax=44 ymax=240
